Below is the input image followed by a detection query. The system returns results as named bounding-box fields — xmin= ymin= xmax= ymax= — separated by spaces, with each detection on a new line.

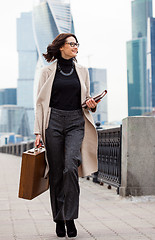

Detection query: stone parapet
xmin=120 ymin=116 xmax=155 ymax=197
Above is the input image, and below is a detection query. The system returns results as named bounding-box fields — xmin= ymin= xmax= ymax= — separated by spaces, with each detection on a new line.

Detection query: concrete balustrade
xmin=120 ymin=116 xmax=155 ymax=197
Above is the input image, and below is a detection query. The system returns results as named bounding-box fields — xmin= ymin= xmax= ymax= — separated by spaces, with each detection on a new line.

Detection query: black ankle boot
xmin=66 ymin=220 xmax=77 ymax=238
xmin=56 ymin=220 xmax=66 ymax=238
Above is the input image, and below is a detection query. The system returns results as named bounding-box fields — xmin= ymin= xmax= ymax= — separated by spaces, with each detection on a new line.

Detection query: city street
xmin=0 ymin=153 xmax=155 ymax=240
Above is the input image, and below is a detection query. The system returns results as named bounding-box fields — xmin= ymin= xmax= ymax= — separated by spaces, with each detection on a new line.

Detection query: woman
xmin=34 ymin=33 xmax=98 ymax=238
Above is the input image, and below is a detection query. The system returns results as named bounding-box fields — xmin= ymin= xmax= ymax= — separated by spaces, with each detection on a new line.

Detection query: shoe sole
xmin=67 ymin=237 xmax=77 ymax=239
xmin=56 ymin=237 xmax=66 ymax=239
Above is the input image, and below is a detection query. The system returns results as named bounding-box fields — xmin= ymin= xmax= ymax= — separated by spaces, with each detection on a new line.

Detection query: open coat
xmin=34 ymin=60 xmax=98 ymax=178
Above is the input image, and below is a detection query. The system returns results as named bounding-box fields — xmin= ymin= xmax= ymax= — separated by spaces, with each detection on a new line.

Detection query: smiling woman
xmin=42 ymin=33 xmax=79 ymax=62
xmin=34 ymin=33 xmax=98 ymax=238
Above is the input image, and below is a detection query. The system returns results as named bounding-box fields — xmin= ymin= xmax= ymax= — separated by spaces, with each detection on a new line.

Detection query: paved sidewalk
xmin=0 ymin=153 xmax=155 ymax=240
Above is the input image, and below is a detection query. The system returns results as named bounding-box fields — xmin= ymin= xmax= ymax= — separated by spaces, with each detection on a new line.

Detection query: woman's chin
xmin=71 ymin=51 xmax=77 ymax=57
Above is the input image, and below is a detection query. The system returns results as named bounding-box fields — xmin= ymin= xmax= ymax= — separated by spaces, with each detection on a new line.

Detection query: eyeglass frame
xmin=65 ymin=42 xmax=80 ymax=48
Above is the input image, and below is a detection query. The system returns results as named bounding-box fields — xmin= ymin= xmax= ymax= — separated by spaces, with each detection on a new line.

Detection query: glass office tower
xmin=17 ymin=12 xmax=38 ymax=136
xmin=132 ymin=0 xmax=152 ymax=39
xmin=147 ymin=18 xmax=155 ymax=107
xmin=89 ymin=68 xmax=107 ymax=124
xmin=127 ymin=0 xmax=152 ymax=116
xmin=127 ymin=38 xmax=148 ymax=116
xmin=32 ymin=0 xmax=75 ymax=104
xmin=0 ymin=105 xmax=30 ymax=136
xmin=0 ymin=88 xmax=17 ymax=105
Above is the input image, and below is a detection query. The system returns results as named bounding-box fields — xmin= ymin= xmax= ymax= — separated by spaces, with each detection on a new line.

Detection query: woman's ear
xmin=59 ymin=46 xmax=64 ymax=51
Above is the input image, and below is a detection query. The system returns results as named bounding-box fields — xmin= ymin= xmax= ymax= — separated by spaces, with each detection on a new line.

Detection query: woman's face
xmin=60 ymin=36 xmax=78 ymax=59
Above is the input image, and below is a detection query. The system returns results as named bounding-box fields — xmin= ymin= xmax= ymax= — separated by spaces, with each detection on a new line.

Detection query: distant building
xmin=127 ymin=0 xmax=152 ymax=116
xmin=127 ymin=38 xmax=149 ymax=116
xmin=0 ymin=133 xmax=23 ymax=146
xmin=0 ymin=88 xmax=17 ymax=105
xmin=88 ymin=68 xmax=107 ymax=123
xmin=0 ymin=105 xmax=30 ymax=137
xmin=132 ymin=0 xmax=152 ymax=39
xmin=16 ymin=12 xmax=37 ymax=136
xmin=147 ymin=17 xmax=155 ymax=108
xmin=32 ymin=0 xmax=75 ymax=103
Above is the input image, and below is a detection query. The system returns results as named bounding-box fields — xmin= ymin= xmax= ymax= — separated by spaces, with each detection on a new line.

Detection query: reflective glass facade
xmin=17 ymin=12 xmax=38 ymax=136
xmin=127 ymin=38 xmax=147 ymax=116
xmin=32 ymin=0 xmax=75 ymax=104
xmin=32 ymin=0 xmax=75 ymax=65
xmin=89 ymin=68 xmax=107 ymax=124
xmin=132 ymin=0 xmax=152 ymax=38
xmin=127 ymin=0 xmax=153 ymax=116
xmin=147 ymin=18 xmax=155 ymax=107
xmin=0 ymin=88 xmax=17 ymax=105
xmin=0 ymin=106 xmax=30 ymax=136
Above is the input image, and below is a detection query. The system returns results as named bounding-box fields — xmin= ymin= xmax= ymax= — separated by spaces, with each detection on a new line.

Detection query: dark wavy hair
xmin=42 ymin=33 xmax=78 ymax=62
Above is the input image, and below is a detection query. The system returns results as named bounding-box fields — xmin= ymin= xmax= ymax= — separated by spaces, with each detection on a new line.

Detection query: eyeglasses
xmin=65 ymin=42 xmax=80 ymax=48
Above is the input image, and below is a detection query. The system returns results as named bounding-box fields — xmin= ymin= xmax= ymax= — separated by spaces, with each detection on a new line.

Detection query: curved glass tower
xmin=32 ymin=0 xmax=75 ymax=104
xmin=32 ymin=0 xmax=74 ymax=66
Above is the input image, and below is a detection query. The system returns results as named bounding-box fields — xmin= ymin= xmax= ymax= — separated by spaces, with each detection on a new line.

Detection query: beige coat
xmin=34 ymin=60 xmax=98 ymax=178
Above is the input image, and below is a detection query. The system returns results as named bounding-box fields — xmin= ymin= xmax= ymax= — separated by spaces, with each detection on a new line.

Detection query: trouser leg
xmin=45 ymin=118 xmax=65 ymax=221
xmin=63 ymin=114 xmax=85 ymax=220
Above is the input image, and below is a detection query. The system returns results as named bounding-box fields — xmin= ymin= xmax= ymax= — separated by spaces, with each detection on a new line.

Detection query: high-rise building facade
xmin=127 ymin=38 xmax=148 ymax=115
xmin=32 ymin=0 xmax=75 ymax=104
xmin=132 ymin=0 xmax=152 ymax=39
xmin=0 ymin=105 xmax=30 ymax=136
xmin=127 ymin=0 xmax=152 ymax=116
xmin=147 ymin=17 xmax=155 ymax=107
xmin=0 ymin=88 xmax=17 ymax=105
xmin=89 ymin=68 xmax=107 ymax=124
xmin=17 ymin=12 xmax=38 ymax=136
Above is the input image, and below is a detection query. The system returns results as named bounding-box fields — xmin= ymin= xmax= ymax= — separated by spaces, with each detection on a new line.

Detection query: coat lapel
xmin=74 ymin=63 xmax=86 ymax=104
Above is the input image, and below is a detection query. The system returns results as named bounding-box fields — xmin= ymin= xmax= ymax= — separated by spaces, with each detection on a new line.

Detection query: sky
xmin=0 ymin=0 xmax=155 ymax=122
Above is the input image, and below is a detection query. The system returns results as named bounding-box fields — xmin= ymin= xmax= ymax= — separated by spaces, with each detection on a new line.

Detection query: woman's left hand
xmin=86 ymin=98 xmax=97 ymax=109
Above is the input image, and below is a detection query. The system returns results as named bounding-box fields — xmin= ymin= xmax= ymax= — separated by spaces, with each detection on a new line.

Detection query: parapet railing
xmin=0 ymin=126 xmax=122 ymax=193
xmin=0 ymin=141 xmax=35 ymax=156
xmin=94 ymin=126 xmax=122 ymax=193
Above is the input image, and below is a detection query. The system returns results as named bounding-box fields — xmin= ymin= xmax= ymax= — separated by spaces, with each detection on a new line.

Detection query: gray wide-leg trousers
xmin=45 ymin=107 xmax=85 ymax=222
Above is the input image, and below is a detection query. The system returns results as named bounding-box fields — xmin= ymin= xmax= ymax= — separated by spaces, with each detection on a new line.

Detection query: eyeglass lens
xmin=66 ymin=42 xmax=79 ymax=47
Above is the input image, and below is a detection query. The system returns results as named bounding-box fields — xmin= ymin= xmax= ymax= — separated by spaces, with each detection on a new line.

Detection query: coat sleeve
xmin=34 ymin=68 xmax=47 ymax=135
xmin=85 ymin=68 xmax=97 ymax=113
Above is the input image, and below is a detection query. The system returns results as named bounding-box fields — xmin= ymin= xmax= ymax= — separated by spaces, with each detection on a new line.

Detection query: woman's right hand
xmin=35 ymin=134 xmax=41 ymax=148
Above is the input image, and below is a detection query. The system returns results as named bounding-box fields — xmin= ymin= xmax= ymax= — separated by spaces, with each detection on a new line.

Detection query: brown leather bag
xmin=18 ymin=147 xmax=49 ymax=200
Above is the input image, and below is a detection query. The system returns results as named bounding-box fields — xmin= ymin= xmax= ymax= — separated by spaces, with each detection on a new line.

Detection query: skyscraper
xmin=17 ymin=12 xmax=38 ymax=136
xmin=127 ymin=38 xmax=147 ymax=116
xmin=0 ymin=88 xmax=17 ymax=105
xmin=147 ymin=17 xmax=155 ymax=108
xmin=89 ymin=68 xmax=107 ymax=123
xmin=32 ymin=0 xmax=75 ymax=104
xmin=132 ymin=0 xmax=152 ymax=38
xmin=127 ymin=0 xmax=152 ymax=116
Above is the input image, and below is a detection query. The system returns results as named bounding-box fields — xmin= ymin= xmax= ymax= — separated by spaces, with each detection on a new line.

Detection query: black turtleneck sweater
xmin=49 ymin=56 xmax=81 ymax=110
